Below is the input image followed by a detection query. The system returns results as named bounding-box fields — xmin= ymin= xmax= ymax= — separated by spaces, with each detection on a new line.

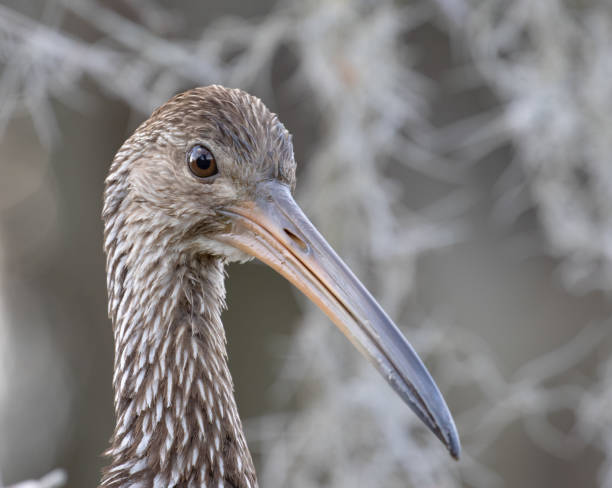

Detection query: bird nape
xmin=101 ymin=85 xmax=460 ymax=488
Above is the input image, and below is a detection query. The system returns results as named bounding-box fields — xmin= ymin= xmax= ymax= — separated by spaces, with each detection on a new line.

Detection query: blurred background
xmin=1 ymin=0 xmax=611 ymax=487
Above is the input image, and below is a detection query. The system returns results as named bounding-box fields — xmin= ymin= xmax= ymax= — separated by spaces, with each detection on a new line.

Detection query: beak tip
xmin=441 ymin=420 xmax=461 ymax=460
xmin=422 ymin=399 xmax=460 ymax=460
xmin=448 ymin=435 xmax=461 ymax=460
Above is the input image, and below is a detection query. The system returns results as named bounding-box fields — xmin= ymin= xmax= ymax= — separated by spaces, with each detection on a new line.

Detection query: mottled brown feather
xmin=101 ymin=86 xmax=296 ymax=488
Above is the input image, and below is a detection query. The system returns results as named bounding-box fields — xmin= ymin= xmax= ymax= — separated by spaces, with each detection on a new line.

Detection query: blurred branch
xmin=1 ymin=469 xmax=66 ymax=488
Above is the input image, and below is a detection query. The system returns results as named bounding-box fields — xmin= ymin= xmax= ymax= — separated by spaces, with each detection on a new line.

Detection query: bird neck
xmin=101 ymin=247 xmax=257 ymax=488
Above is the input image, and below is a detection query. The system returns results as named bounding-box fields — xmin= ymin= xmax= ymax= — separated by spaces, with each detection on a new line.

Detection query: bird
xmin=100 ymin=85 xmax=460 ymax=488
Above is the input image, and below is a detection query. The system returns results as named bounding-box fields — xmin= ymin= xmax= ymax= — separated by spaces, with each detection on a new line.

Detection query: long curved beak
xmin=217 ymin=180 xmax=460 ymax=459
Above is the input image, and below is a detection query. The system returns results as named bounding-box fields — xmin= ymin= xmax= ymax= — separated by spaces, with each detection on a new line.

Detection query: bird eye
xmin=188 ymin=145 xmax=218 ymax=179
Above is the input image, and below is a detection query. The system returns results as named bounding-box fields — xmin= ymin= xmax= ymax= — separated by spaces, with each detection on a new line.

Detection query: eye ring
xmin=188 ymin=145 xmax=218 ymax=179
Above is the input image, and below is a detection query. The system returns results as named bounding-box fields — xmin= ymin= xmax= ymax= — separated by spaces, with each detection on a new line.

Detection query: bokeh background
xmin=1 ymin=0 xmax=611 ymax=487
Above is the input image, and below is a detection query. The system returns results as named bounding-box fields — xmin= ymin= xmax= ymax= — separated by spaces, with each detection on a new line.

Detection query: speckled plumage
xmin=101 ymin=86 xmax=294 ymax=488
xmin=100 ymin=84 xmax=461 ymax=488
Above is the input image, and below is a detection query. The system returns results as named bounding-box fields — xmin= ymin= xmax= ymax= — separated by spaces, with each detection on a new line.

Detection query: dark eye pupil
xmin=196 ymin=154 xmax=211 ymax=170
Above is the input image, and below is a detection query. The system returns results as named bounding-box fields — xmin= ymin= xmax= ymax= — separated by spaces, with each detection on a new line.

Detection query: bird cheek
xmin=130 ymin=158 xmax=176 ymax=195
xmin=198 ymin=178 xmax=242 ymax=207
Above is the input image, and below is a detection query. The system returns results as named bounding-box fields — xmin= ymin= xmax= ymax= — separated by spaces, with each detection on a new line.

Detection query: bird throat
xmin=101 ymin=246 xmax=257 ymax=488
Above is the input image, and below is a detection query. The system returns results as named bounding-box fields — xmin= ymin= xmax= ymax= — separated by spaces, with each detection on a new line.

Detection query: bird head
xmin=104 ymin=85 xmax=460 ymax=459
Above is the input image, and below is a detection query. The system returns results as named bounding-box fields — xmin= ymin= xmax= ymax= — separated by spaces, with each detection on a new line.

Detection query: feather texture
xmin=100 ymin=86 xmax=295 ymax=488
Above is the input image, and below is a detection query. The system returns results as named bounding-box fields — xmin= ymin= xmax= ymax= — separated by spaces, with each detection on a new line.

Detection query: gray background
xmin=0 ymin=1 xmax=610 ymax=487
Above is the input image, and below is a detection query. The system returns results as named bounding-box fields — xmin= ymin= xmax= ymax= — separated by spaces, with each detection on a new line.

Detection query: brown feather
xmin=101 ymin=86 xmax=295 ymax=488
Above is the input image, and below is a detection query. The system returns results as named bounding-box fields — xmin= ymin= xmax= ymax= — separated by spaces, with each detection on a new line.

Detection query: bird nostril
xmin=284 ymin=228 xmax=308 ymax=253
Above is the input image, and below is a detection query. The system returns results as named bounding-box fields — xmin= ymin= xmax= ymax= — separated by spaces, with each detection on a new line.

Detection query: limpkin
xmin=101 ymin=85 xmax=460 ymax=488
